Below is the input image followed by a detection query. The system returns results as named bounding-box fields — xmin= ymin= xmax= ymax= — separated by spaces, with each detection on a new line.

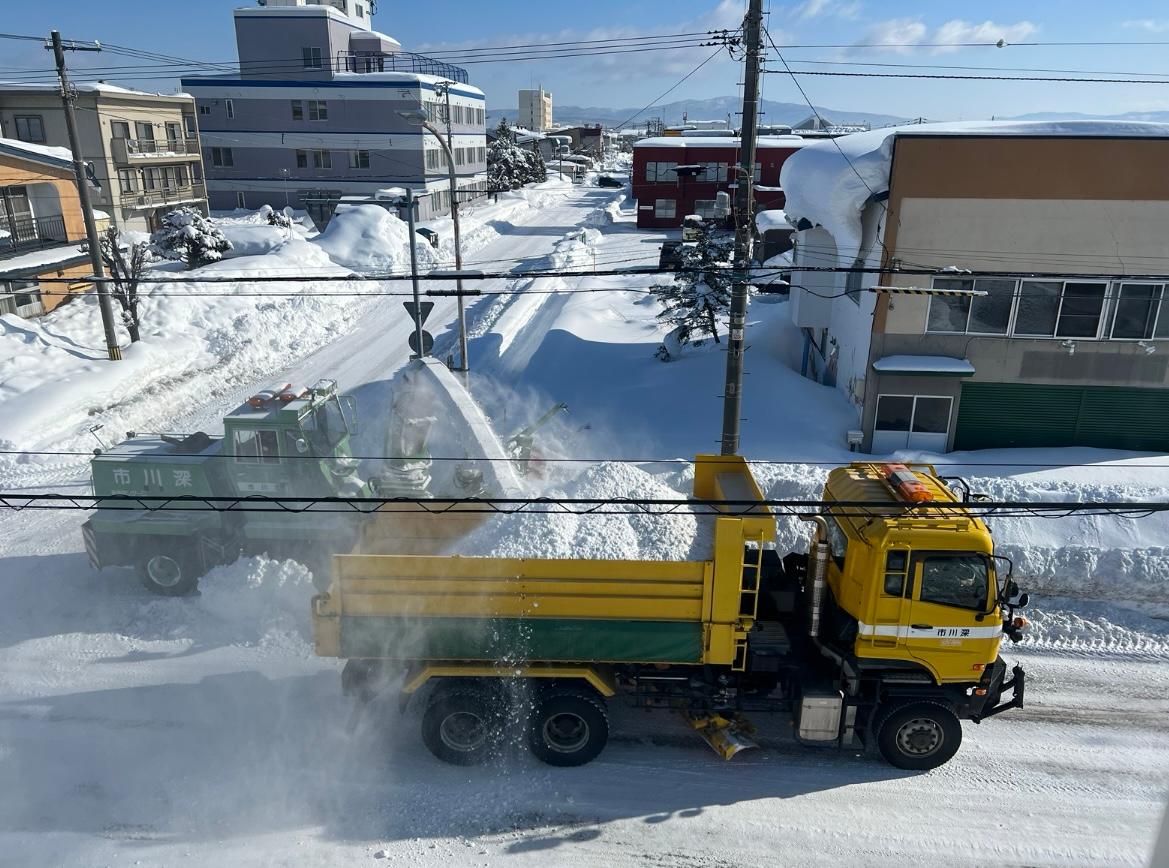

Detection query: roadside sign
xmin=409 ymin=330 xmax=435 ymax=356
xmin=403 ymin=301 xmax=434 ymax=326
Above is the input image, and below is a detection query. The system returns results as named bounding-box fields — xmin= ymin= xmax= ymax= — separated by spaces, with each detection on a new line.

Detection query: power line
xmin=4 ymin=448 xmax=1169 ymax=471
xmin=764 ymin=68 xmax=1169 ymax=85
xmin=2 ymin=491 xmax=1165 ymax=519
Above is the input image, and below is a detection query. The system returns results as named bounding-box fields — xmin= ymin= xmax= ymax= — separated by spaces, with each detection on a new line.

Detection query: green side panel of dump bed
xmin=339 ymin=616 xmax=704 ymax=664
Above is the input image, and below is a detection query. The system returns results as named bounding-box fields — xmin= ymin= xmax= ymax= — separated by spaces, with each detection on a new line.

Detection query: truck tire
xmin=875 ymin=701 xmax=962 ymax=771
xmin=528 ymin=688 xmax=609 ymax=767
xmin=421 ymin=687 xmax=501 ymax=766
xmin=135 ymin=545 xmax=201 ymax=596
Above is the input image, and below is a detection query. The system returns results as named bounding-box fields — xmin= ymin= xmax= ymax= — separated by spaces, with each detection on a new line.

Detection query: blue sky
xmin=4 ymin=1 xmax=1169 ymax=119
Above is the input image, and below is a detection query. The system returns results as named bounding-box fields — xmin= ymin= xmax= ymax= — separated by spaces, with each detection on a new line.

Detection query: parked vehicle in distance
xmin=596 ymin=175 xmax=624 ymax=188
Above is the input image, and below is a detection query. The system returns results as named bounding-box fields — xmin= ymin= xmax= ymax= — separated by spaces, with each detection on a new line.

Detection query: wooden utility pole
xmin=720 ymin=0 xmax=763 ymax=455
xmin=48 ymin=30 xmax=121 ymax=361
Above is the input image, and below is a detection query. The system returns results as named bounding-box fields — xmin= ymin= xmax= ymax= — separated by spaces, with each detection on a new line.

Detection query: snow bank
xmin=780 ymin=119 xmax=1169 ymax=264
xmin=219 ymin=224 xmax=289 ymax=259
xmin=456 ymin=461 xmax=711 ymax=562
xmin=313 ymin=204 xmax=435 ymax=272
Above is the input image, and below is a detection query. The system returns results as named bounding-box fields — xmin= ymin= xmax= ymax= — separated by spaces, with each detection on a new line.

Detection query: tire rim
xmin=542 ymin=712 xmax=590 ymax=754
xmin=896 ymin=717 xmax=944 ymax=757
xmin=146 ymin=555 xmax=183 ymax=588
xmin=439 ymin=711 xmax=487 ymax=753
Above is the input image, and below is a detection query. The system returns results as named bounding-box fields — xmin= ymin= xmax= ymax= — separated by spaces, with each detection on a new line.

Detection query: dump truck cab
xmin=84 ymin=379 xmax=365 ymax=595
xmin=820 ymin=463 xmax=1007 ymax=684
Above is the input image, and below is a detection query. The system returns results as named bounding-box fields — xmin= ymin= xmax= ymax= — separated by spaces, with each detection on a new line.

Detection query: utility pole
xmin=436 ymin=81 xmax=470 ymax=376
xmin=719 ymin=0 xmax=763 ymax=456
xmin=404 ymin=187 xmax=425 ymax=358
xmin=49 ymin=30 xmax=121 ymax=361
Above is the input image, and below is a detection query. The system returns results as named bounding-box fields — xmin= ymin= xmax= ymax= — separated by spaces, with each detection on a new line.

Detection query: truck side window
xmin=884 ymin=550 xmax=909 ymax=596
xmin=919 ymin=555 xmax=990 ymax=610
xmin=234 ymin=429 xmax=280 ymax=464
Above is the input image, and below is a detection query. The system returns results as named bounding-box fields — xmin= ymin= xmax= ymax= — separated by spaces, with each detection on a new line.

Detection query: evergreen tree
xmin=651 ymin=224 xmax=735 ymax=361
xmin=150 ymin=207 xmax=232 ymax=270
xmin=488 ymin=119 xmax=548 ymax=191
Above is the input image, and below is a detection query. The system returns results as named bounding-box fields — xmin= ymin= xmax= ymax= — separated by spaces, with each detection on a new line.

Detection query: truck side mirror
xmin=295 ymin=438 xmax=309 ymax=454
xmin=1012 ymin=592 xmax=1029 ymax=609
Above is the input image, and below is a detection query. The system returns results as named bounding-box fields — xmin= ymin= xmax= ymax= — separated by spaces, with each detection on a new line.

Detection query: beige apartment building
xmin=0 ymin=83 xmax=208 ymax=233
xmin=518 ymin=87 xmax=553 ymax=132
xmin=785 ymin=125 xmax=1169 ymax=454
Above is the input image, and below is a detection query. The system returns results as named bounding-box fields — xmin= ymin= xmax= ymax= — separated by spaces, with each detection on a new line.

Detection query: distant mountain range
xmin=1006 ymin=110 xmax=1169 ymax=123
xmin=487 ymin=95 xmax=908 ymax=129
xmin=485 ymin=96 xmax=1169 ymax=130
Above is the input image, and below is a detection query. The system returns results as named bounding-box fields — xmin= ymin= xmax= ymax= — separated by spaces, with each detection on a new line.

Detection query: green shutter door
xmin=955 ymin=383 xmax=1169 ymax=452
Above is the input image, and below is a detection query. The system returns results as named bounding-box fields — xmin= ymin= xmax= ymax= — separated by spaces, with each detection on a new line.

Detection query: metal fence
xmin=0 ymin=213 xmax=69 ymax=255
xmin=334 ymin=51 xmax=470 ymax=84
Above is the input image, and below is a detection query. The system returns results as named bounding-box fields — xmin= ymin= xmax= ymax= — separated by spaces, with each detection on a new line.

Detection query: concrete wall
xmin=234 ymin=12 xmax=360 ymax=80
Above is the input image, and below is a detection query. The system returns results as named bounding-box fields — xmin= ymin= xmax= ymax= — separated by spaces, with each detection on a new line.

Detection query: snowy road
xmin=1 ymin=185 xmax=1168 ymax=867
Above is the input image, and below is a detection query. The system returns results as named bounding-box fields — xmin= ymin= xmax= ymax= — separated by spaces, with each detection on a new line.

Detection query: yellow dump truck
xmin=312 ymin=456 xmax=1028 ymax=770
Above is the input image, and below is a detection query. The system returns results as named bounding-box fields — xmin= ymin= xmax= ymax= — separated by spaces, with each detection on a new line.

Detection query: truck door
xmin=231 ymin=428 xmax=287 ymax=495
xmin=904 ymin=553 xmax=998 ymax=680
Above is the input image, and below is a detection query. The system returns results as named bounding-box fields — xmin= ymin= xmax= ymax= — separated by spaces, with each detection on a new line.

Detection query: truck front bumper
xmin=972 ymin=660 xmax=1025 ymax=721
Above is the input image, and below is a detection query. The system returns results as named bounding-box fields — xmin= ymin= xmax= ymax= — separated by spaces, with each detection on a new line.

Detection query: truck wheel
xmin=135 ymin=547 xmax=201 ymax=596
xmin=421 ymin=687 xmax=500 ymax=766
xmin=528 ymin=688 xmax=609 ymax=767
xmin=875 ymin=701 xmax=962 ymax=771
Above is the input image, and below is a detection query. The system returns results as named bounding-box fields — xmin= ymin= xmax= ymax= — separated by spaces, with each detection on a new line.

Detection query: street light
xmin=398 ymin=99 xmax=471 ymax=376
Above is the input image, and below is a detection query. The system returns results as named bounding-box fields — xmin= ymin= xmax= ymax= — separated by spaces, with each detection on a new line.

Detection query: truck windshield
xmin=303 ymin=398 xmax=349 ymax=451
xmin=918 ymin=554 xmax=991 ymax=610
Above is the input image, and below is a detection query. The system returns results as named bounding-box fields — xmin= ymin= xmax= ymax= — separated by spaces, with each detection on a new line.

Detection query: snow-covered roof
xmin=0 ymin=138 xmax=72 ymax=170
xmin=0 ymin=244 xmax=87 ymax=277
xmin=0 ymin=80 xmax=182 ymax=98
xmin=872 ymin=355 xmax=976 ymax=375
xmin=635 ymin=135 xmax=810 ymax=149
xmin=329 ymin=71 xmax=483 ymax=97
xmin=780 ymin=119 xmax=1169 ymax=266
xmin=755 ymin=209 xmax=793 ymax=233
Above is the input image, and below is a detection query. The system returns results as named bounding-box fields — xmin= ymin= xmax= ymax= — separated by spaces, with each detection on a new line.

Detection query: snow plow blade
xmin=686 ymin=711 xmax=759 ymax=760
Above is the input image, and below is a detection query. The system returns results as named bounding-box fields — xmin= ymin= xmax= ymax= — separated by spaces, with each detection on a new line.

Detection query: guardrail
xmin=334 ymin=51 xmax=470 ymax=84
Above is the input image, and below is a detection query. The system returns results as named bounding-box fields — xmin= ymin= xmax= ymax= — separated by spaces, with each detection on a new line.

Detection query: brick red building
xmin=631 ymin=135 xmax=808 ymax=229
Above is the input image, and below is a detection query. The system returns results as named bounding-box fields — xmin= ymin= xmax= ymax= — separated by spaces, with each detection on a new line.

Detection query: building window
xmin=312 ymin=149 xmax=331 ymax=169
xmin=199 ymin=104 xmax=212 ymax=116
xmin=225 ymin=99 xmax=235 ymax=120
xmin=14 ymin=116 xmax=45 ymax=143
xmin=843 ymin=258 xmax=865 ymax=305
xmin=210 ymin=147 xmax=234 ymax=167
xmin=644 ymin=161 xmax=678 ymax=183
xmin=872 ymin=394 xmax=952 ymax=453
xmin=0 ymin=280 xmax=43 ymax=318
xmin=425 ymin=149 xmax=442 ymax=170
xmin=236 ymin=192 xmax=248 ymax=209
xmin=927 ymin=278 xmax=1014 ymax=334
xmin=111 ymin=121 xmax=130 ymax=140
xmin=295 ymin=149 xmax=308 ymax=169
xmin=302 ymin=46 xmax=323 ymax=69
xmin=184 ymin=115 xmax=197 ymax=136
xmin=291 ymin=100 xmax=304 ymax=121
xmin=693 ymin=199 xmax=717 ymax=218
xmin=355 ymin=3 xmax=364 ymax=17
xmin=308 ymin=100 xmax=328 ymax=121
xmin=654 ymin=199 xmax=676 ymax=219
xmin=117 ymin=169 xmax=136 ymax=193
xmin=1016 ymin=281 xmax=1107 ymax=338
xmin=1111 ymin=283 xmax=1169 ymax=340
xmin=349 ymin=150 xmax=370 ymax=169
xmin=136 ymin=122 xmax=155 ymax=142
xmin=424 ymin=101 xmax=442 ymax=124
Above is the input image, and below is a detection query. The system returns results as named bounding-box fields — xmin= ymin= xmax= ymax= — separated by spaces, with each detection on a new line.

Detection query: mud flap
xmin=685 ymin=711 xmax=759 ymax=760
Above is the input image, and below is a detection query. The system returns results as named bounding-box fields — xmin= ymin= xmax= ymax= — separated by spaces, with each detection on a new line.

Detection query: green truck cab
xmin=83 ymin=379 xmax=364 ymax=595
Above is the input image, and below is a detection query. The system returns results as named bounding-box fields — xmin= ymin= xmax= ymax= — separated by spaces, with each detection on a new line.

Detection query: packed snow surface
xmin=780 ymin=119 xmax=1169 ymax=264
xmin=0 ymin=137 xmax=73 ymax=165
xmin=872 ymin=354 xmax=975 ymax=374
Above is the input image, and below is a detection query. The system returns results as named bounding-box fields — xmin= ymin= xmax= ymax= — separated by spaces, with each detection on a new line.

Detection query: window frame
xmin=653 ymin=198 xmax=677 ymax=219
xmin=1109 ymin=282 xmax=1167 ymax=341
xmin=225 ymin=99 xmax=235 ymax=120
xmin=927 ymin=276 xmax=1113 ymax=340
xmin=874 ymin=394 xmax=954 ymax=439
xmin=302 ymin=46 xmax=324 ymax=69
xmin=295 ymin=149 xmax=308 ymax=169
xmin=14 ymin=115 xmax=45 ymax=143
xmin=111 ymin=121 xmax=131 ymax=140
xmin=312 ymin=149 xmax=332 ymax=169
xmin=236 ymin=191 xmax=247 ymax=209
xmin=912 ymin=552 xmax=993 ymax=613
xmin=349 ymin=149 xmax=370 ymax=169
xmin=308 ymin=100 xmax=328 ymax=122
xmin=117 ymin=168 xmax=137 ymax=194
xmin=291 ymin=100 xmax=304 ymax=121
xmin=210 ymin=146 xmax=234 ymax=168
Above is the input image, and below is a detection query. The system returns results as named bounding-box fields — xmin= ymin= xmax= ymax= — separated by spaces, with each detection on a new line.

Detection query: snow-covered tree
xmin=265 ymin=206 xmax=294 ymax=229
xmin=98 ymin=227 xmax=149 ymax=343
xmin=150 ymin=207 xmax=232 ymax=270
xmin=487 ymin=119 xmax=546 ymax=191
xmin=651 ymin=224 xmax=735 ymax=361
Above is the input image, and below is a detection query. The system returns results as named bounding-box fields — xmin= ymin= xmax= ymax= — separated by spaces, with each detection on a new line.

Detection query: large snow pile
xmin=780 ymin=119 xmax=1169 ymax=264
xmin=219 ymin=224 xmax=289 ymax=259
xmin=456 ymin=461 xmax=712 ymax=562
xmin=313 ymin=204 xmax=436 ymax=272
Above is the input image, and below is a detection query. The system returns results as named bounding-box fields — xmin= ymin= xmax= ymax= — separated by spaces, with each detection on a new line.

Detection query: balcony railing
xmin=334 ymin=51 xmax=470 ymax=84
xmin=111 ymin=137 xmax=201 ymax=163
xmin=0 ymin=213 xmax=69 ymax=257
xmin=127 ymin=181 xmax=207 ymax=209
